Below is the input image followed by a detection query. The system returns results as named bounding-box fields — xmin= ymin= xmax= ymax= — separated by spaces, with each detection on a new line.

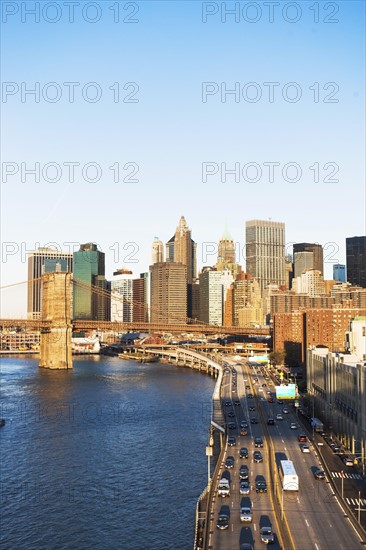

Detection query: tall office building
xmin=333 ymin=264 xmax=347 ymax=283
xmin=245 ymin=219 xmax=286 ymax=293
xmin=346 ymin=236 xmax=366 ymax=288
xmin=111 ymin=268 xmax=133 ymax=322
xmin=199 ymin=268 xmax=223 ymax=325
xmin=293 ymin=243 xmax=324 ymax=276
xmin=218 ymin=226 xmax=236 ymax=264
xmin=166 ymin=216 xmax=197 ymax=283
xmin=27 ymin=247 xmax=73 ymax=319
xmin=150 ymin=262 xmax=187 ymax=323
xmin=231 ymin=272 xmax=263 ymax=326
xmin=151 ymin=237 xmax=164 ymax=264
xmin=73 ymin=243 xmax=109 ymax=320
xmin=293 ymin=251 xmax=314 ymax=279
xmin=132 ymin=274 xmax=149 ymax=323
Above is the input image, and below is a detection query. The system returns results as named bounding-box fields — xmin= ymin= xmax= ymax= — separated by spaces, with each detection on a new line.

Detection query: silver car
xmin=240 ymin=506 xmax=252 ymax=522
xmin=239 ymin=480 xmax=250 ymax=495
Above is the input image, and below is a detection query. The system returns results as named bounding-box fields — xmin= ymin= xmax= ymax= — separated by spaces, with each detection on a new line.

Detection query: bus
xmin=279 ymin=460 xmax=299 ymax=491
xmin=311 ymin=418 xmax=324 ymax=433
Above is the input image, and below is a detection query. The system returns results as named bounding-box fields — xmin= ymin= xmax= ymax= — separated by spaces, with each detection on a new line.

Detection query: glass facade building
xmin=73 ymin=243 xmax=109 ymax=320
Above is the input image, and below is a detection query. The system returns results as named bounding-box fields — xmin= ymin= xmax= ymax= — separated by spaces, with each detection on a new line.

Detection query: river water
xmin=0 ymin=356 xmax=216 ymax=550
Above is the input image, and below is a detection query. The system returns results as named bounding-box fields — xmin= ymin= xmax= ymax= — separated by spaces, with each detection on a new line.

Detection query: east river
xmin=0 ymin=356 xmax=216 ymax=550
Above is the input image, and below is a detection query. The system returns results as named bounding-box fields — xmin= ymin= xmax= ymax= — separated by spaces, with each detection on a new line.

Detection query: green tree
xmin=269 ymin=350 xmax=285 ymax=365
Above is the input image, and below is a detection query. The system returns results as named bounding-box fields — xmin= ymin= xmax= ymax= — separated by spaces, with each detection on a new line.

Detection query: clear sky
xmin=1 ymin=1 xmax=365 ymax=316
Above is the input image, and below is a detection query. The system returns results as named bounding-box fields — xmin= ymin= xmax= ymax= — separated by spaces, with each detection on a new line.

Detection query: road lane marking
xmin=305 ymin=519 xmax=309 ymax=527
xmin=314 ymin=544 xmax=319 ymax=550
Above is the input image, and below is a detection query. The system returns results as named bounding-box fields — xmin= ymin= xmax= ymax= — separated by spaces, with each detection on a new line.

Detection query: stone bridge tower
xmin=39 ymin=272 xmax=73 ymax=369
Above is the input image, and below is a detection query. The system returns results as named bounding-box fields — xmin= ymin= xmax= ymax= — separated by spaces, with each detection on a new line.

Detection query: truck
xmin=311 ymin=418 xmax=324 ymax=433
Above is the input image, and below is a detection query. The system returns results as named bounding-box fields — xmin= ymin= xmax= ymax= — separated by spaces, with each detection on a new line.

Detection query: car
xmin=255 ymin=480 xmax=267 ymax=492
xmin=247 ymin=393 xmax=253 ymax=398
xmin=240 ymin=544 xmax=253 ymax=550
xmin=313 ymin=468 xmax=325 ymax=479
xmin=282 ymin=407 xmax=289 ymax=414
xmin=245 ymin=385 xmax=250 ymax=389
xmin=290 ymin=423 xmax=297 ymax=429
xmin=225 ymin=456 xmax=234 ymax=468
xmin=228 ymin=422 xmax=236 ymax=430
xmin=240 ymin=465 xmax=249 ymax=480
xmin=300 ymin=444 xmax=310 ymax=453
xmin=267 ymin=397 xmax=274 ymax=403
xmin=249 ymin=406 xmax=256 ymax=411
xmin=258 ymin=388 xmax=263 ymax=392
xmin=332 ymin=445 xmax=340 ymax=453
xmin=343 ymin=457 xmax=354 ymax=466
xmin=234 ymin=400 xmax=240 ymax=406
xmin=240 ymin=447 xmax=249 ymax=459
xmin=267 ymin=418 xmax=275 ymax=425
xmin=240 ymin=505 xmax=252 ymax=522
xmin=253 ymin=451 xmax=263 ymax=463
xmin=254 ymin=437 xmax=263 ymax=448
xmin=262 ymin=383 xmax=267 ymax=387
xmin=240 ymin=421 xmax=249 ymax=429
xmin=228 ymin=437 xmax=236 ymax=447
xmin=250 ymin=417 xmax=258 ymax=424
xmin=217 ymin=506 xmax=230 ymax=530
xmin=298 ymin=434 xmax=307 ymax=442
xmin=239 ymin=480 xmax=250 ymax=495
xmin=228 ymin=411 xmax=235 ymax=418
xmin=260 ymin=526 xmax=274 ymax=544
xmin=240 ymin=428 xmax=248 ymax=436
xmin=276 ymin=414 xmax=283 ymax=421
xmin=225 ymin=401 xmax=231 ymax=407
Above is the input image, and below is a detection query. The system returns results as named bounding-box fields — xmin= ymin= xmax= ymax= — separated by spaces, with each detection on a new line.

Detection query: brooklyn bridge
xmin=1 ymin=272 xmax=270 ymax=369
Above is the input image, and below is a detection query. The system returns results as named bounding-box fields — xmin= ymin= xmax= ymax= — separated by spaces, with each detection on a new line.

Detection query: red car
xmin=298 ymin=434 xmax=307 ymax=442
xmin=267 ymin=397 xmax=273 ymax=403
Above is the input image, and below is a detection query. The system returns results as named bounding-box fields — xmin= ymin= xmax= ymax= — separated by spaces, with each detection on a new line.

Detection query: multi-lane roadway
xmin=207 ymin=357 xmax=364 ymax=550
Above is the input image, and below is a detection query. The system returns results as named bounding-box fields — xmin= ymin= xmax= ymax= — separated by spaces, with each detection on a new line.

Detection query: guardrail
xmin=203 ymin=439 xmax=227 ymax=550
xmin=193 ymin=485 xmax=210 ymax=550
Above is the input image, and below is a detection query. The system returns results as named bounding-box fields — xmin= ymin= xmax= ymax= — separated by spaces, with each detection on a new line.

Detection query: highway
xmin=208 ymin=361 xmax=281 ymax=550
xmin=206 ymin=356 xmax=364 ymax=550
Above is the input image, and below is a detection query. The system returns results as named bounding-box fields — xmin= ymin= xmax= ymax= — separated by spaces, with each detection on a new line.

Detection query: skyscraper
xmin=293 ymin=243 xmax=324 ymax=276
xmin=333 ymin=264 xmax=346 ymax=283
xmin=199 ymin=267 xmax=223 ymax=325
xmin=293 ymin=251 xmax=314 ymax=279
xmin=132 ymin=273 xmax=149 ymax=323
xmin=151 ymin=237 xmax=164 ymax=264
xmin=346 ymin=236 xmax=366 ymax=288
xmin=150 ymin=262 xmax=187 ymax=323
xmin=111 ymin=268 xmax=133 ymax=322
xmin=27 ymin=247 xmax=73 ymax=319
xmin=218 ymin=226 xmax=236 ymax=264
xmin=245 ymin=220 xmax=286 ymax=293
xmin=73 ymin=243 xmax=109 ymax=320
xmin=166 ymin=216 xmax=196 ymax=283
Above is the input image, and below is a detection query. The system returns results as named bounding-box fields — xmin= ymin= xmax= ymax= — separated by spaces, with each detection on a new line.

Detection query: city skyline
xmin=1 ymin=216 xmax=365 ymax=318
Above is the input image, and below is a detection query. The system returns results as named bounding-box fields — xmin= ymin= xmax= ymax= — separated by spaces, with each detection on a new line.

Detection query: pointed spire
xmin=221 ymin=224 xmax=232 ymax=241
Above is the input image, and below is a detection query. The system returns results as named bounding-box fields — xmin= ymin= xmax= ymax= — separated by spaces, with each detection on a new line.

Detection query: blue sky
xmin=1 ymin=1 xmax=365 ymax=315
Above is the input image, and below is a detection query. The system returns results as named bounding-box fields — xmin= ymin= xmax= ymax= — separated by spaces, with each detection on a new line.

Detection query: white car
xmin=290 ymin=423 xmax=297 ymax=429
xmin=276 ymin=414 xmax=283 ymax=421
xmin=301 ymin=444 xmax=310 ymax=453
